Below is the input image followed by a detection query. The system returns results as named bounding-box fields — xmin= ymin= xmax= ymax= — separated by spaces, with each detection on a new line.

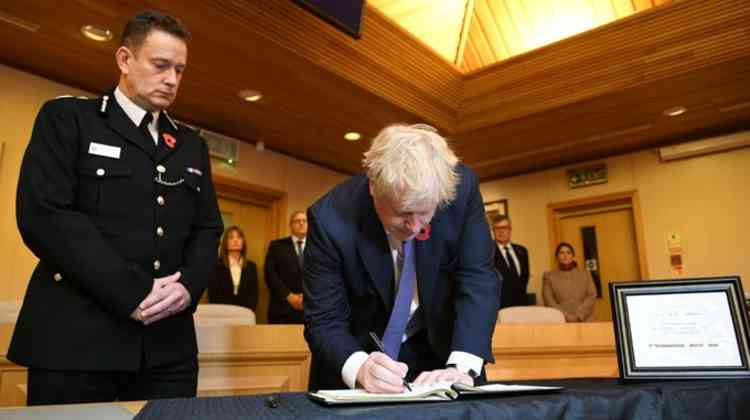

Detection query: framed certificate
xmin=610 ymin=276 xmax=750 ymax=381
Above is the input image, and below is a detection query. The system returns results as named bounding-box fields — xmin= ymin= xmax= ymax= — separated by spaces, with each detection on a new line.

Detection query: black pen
xmin=369 ymin=332 xmax=412 ymax=392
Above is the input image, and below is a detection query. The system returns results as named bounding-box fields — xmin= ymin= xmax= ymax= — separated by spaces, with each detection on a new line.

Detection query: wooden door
xmin=558 ymin=206 xmax=641 ymax=321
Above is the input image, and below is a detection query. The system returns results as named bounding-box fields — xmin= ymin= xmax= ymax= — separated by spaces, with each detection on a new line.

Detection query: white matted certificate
xmin=610 ymin=277 xmax=750 ymax=381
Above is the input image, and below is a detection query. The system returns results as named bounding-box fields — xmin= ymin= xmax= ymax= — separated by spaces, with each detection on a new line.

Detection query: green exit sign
xmin=568 ymin=164 xmax=607 ymax=189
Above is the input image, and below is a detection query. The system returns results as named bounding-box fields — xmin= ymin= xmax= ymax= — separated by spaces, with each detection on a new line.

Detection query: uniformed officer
xmin=10 ymin=11 xmax=223 ymax=405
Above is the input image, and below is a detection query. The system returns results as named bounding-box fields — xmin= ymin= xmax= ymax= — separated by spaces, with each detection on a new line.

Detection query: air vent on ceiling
xmin=658 ymin=130 xmax=750 ymax=162
xmin=200 ymin=128 xmax=240 ymax=163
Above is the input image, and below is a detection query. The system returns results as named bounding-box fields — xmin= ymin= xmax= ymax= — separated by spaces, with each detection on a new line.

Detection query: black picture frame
xmin=610 ymin=276 xmax=750 ymax=382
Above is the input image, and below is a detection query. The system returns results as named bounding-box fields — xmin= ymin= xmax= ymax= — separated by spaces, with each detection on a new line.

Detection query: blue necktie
xmin=382 ymin=239 xmax=415 ymax=360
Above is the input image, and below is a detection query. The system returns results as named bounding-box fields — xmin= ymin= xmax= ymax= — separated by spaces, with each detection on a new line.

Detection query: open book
xmin=308 ymin=382 xmax=563 ymax=405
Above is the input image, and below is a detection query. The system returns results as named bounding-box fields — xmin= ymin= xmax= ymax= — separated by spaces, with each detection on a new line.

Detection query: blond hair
xmin=363 ymin=123 xmax=459 ymax=209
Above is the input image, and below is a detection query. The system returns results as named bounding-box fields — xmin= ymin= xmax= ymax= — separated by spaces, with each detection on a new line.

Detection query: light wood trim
xmin=454 ymin=0 xmax=476 ymax=66
xmin=630 ymin=191 xmax=649 ymax=279
xmin=547 ymin=190 xmax=649 ymax=280
xmin=558 ymin=203 xmax=633 ymax=219
xmin=0 ymin=323 xmax=311 ymax=406
xmin=212 ymin=174 xmax=287 ymax=252
xmin=2 ymin=321 xmax=620 ymax=406
xmin=489 ymin=322 xmax=618 ymax=380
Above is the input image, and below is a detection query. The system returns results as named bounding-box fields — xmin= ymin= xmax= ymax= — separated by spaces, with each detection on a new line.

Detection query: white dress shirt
xmin=292 ymin=235 xmax=306 ymax=256
xmin=498 ymin=242 xmax=521 ymax=275
xmin=229 ymin=257 xmax=242 ymax=296
xmin=114 ymin=87 xmax=159 ymax=145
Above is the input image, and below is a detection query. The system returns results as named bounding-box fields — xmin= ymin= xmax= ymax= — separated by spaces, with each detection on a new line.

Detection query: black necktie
xmin=296 ymin=240 xmax=304 ymax=266
xmin=504 ymin=245 xmax=519 ymax=277
xmin=139 ymin=112 xmax=155 ymax=145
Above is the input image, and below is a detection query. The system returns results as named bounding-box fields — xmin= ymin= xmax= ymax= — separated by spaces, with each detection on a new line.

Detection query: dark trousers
xmin=268 ymin=309 xmax=304 ymax=324
xmin=27 ymin=356 xmax=198 ymax=406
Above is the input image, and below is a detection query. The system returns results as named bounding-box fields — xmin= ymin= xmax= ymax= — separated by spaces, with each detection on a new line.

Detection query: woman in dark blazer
xmin=208 ymin=226 xmax=258 ymax=311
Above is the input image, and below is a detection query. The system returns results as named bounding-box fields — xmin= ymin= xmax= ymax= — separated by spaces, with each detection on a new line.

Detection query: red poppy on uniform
xmin=163 ymin=133 xmax=177 ymax=149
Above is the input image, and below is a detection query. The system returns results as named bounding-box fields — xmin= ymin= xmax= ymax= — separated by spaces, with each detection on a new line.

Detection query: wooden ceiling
xmin=369 ymin=0 xmax=672 ymax=72
xmin=0 ymin=0 xmax=748 ymax=181
xmin=461 ymin=0 xmax=672 ymax=72
xmin=369 ymin=0 xmax=469 ymax=64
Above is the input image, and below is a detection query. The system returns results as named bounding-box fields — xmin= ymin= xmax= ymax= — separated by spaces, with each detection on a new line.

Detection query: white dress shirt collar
xmin=114 ymin=87 xmax=159 ymax=143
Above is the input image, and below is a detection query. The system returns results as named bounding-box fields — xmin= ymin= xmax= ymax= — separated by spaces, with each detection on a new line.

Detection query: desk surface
xmin=0 ymin=401 xmax=145 ymax=419
xmin=3 ymin=379 xmax=750 ymax=420
xmin=132 ymin=378 xmax=750 ymax=420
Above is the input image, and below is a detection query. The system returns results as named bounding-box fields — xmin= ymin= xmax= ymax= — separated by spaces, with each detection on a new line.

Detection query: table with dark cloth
xmin=133 ymin=378 xmax=750 ymax=420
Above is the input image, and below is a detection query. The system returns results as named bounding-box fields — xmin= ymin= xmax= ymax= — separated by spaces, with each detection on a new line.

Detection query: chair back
xmin=498 ymin=306 xmax=565 ymax=324
xmin=194 ymin=304 xmax=256 ymax=326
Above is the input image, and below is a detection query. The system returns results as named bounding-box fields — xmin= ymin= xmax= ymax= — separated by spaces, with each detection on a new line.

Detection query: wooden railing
xmin=0 ymin=322 xmax=618 ymax=406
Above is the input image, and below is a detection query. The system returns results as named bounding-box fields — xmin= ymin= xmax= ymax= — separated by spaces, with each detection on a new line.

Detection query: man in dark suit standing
xmin=304 ymin=124 xmax=499 ymax=393
xmin=491 ymin=214 xmax=530 ymax=308
xmin=265 ymin=211 xmax=307 ymax=324
xmin=10 ymin=11 xmax=223 ymax=405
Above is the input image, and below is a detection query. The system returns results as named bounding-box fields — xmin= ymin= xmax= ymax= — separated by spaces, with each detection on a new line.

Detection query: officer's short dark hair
xmin=121 ymin=10 xmax=191 ymax=51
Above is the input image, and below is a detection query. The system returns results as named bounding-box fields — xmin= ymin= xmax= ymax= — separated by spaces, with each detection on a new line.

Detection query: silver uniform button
xmin=156 ymin=226 xmax=164 ymax=237
xmin=157 ymin=195 xmax=165 ymax=206
xmin=96 ymin=168 xmax=105 ymax=176
xmin=153 ymin=260 xmax=161 ymax=271
xmin=156 ymin=165 xmax=166 ymax=173
xmin=53 ymin=273 xmax=63 ymax=282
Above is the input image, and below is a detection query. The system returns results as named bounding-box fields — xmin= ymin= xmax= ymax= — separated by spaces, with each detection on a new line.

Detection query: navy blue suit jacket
xmin=303 ymin=164 xmax=499 ymax=390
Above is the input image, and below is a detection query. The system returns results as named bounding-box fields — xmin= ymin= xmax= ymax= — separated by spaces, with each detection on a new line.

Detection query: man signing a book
xmin=303 ymin=123 xmax=500 ymax=393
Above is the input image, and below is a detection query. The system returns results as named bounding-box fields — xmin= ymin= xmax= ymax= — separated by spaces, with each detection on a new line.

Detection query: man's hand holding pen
xmin=356 ymin=351 xmax=410 ymax=394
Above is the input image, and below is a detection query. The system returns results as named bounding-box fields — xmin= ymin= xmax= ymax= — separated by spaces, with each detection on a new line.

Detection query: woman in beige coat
xmin=542 ymin=242 xmax=597 ymax=322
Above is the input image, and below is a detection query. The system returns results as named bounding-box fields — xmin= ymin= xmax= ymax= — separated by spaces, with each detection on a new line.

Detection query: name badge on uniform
xmin=88 ymin=142 xmax=121 ymax=159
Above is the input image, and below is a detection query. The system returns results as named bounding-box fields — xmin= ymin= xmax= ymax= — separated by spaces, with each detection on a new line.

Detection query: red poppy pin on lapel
xmin=163 ymin=133 xmax=177 ymax=149
xmin=416 ymin=224 xmax=431 ymax=241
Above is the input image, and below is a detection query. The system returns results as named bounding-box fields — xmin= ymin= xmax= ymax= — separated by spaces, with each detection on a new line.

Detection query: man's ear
xmin=115 ymin=46 xmax=132 ymax=75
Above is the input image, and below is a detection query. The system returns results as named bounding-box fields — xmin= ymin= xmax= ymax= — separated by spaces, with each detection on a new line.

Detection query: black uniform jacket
xmin=9 ymin=92 xmax=223 ymax=371
xmin=264 ymin=237 xmax=305 ymax=324
xmin=208 ymin=259 xmax=259 ymax=311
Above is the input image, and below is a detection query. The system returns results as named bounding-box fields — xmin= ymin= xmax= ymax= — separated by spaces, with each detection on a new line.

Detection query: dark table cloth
xmin=133 ymin=378 xmax=750 ymax=420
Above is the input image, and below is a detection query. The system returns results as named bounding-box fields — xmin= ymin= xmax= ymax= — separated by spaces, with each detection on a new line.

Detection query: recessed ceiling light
xmin=344 ymin=132 xmax=361 ymax=141
xmin=81 ymin=25 xmax=113 ymax=42
xmin=663 ymin=106 xmax=687 ymax=117
xmin=238 ymin=89 xmax=262 ymax=102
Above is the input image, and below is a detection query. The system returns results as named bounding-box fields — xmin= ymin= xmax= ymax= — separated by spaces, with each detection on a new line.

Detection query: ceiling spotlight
xmin=81 ymin=25 xmax=113 ymax=42
xmin=238 ymin=89 xmax=262 ymax=102
xmin=663 ymin=106 xmax=687 ymax=117
xmin=344 ymin=132 xmax=362 ymax=141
